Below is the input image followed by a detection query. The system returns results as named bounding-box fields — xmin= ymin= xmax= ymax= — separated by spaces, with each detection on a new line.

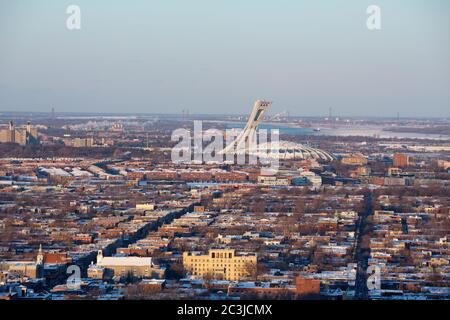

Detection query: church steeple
xmin=97 ymin=249 xmax=103 ymax=264
xmin=36 ymin=244 xmax=44 ymax=265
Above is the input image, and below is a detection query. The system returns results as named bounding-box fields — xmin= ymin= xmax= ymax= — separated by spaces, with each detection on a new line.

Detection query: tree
xmin=243 ymin=261 xmax=259 ymax=281
xmin=124 ymin=270 xmax=135 ymax=284
xmin=166 ymin=262 xmax=186 ymax=280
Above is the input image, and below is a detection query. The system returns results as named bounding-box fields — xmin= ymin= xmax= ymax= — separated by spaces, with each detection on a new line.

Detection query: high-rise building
xmin=9 ymin=121 xmax=15 ymax=143
xmin=393 ymin=153 xmax=410 ymax=168
xmin=68 ymin=137 xmax=94 ymax=148
xmin=0 ymin=121 xmax=39 ymax=145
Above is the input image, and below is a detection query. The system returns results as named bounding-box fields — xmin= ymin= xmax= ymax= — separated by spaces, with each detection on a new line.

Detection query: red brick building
xmin=393 ymin=153 xmax=410 ymax=168
xmin=227 ymin=276 xmax=321 ymax=299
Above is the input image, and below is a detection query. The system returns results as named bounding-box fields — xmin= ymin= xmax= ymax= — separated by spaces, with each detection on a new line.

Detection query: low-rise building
xmin=95 ymin=250 xmax=164 ymax=279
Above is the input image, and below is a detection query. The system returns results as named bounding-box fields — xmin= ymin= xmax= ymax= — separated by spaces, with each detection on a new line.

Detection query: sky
xmin=0 ymin=0 xmax=449 ymax=117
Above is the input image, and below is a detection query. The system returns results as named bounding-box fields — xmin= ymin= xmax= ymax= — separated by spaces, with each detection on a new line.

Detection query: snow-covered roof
xmin=97 ymin=256 xmax=152 ymax=267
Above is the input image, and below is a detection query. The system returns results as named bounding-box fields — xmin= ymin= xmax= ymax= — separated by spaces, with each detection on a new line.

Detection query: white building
xmin=94 ymin=250 xmax=164 ymax=279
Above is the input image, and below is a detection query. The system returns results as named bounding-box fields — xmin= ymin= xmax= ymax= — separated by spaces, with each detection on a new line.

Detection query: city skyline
xmin=1 ymin=0 xmax=450 ymax=309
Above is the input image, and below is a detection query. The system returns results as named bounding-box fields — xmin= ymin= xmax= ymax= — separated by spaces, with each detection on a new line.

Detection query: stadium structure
xmin=220 ymin=100 xmax=334 ymax=161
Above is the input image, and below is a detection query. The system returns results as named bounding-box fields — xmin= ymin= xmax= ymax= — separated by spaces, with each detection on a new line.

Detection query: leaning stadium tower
xmin=219 ymin=100 xmax=334 ymax=161
xmin=219 ymin=100 xmax=272 ymax=155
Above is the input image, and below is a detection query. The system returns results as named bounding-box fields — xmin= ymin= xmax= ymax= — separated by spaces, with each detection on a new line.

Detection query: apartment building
xmin=183 ymin=249 xmax=257 ymax=281
xmin=0 ymin=121 xmax=39 ymax=146
xmin=393 ymin=153 xmax=410 ymax=168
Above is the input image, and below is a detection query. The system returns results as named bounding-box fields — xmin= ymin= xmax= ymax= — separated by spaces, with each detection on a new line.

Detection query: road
xmin=354 ymin=191 xmax=374 ymax=300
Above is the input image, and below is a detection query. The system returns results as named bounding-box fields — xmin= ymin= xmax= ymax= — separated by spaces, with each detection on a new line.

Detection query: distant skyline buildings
xmin=0 ymin=1 xmax=449 ymax=117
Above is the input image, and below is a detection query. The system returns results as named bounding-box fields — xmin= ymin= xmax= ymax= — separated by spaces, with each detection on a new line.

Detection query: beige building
xmin=341 ymin=153 xmax=368 ymax=166
xmin=95 ymin=250 xmax=164 ymax=279
xmin=0 ymin=121 xmax=39 ymax=146
xmin=183 ymin=249 xmax=257 ymax=281
xmin=436 ymin=160 xmax=450 ymax=170
xmin=257 ymin=175 xmax=290 ymax=186
xmin=87 ymin=263 xmax=105 ymax=280
xmin=135 ymin=203 xmax=155 ymax=211
xmin=387 ymin=167 xmax=402 ymax=176
xmin=0 ymin=245 xmax=44 ymax=279
xmin=64 ymin=137 xmax=94 ymax=148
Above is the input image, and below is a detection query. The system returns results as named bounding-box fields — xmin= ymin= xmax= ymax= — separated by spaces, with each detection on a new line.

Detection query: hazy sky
xmin=0 ymin=0 xmax=449 ymax=117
